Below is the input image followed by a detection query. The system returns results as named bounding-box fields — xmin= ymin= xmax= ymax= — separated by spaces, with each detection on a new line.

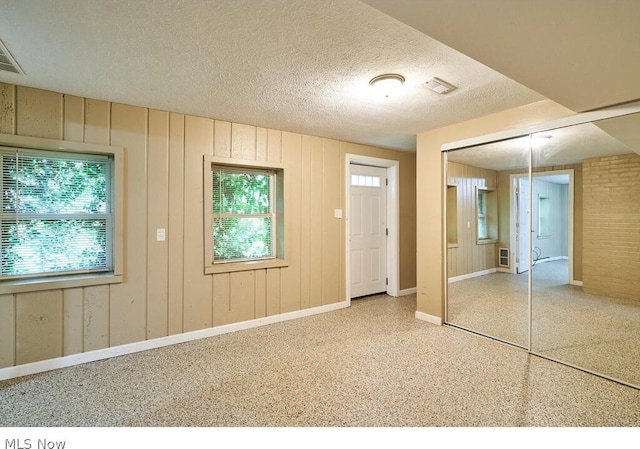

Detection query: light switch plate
xmin=157 ymin=228 xmax=166 ymax=241
xmin=334 ymin=209 xmax=343 ymax=219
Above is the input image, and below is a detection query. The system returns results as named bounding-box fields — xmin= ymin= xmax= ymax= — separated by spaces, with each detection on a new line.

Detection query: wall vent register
xmin=0 ymin=40 xmax=24 ymax=74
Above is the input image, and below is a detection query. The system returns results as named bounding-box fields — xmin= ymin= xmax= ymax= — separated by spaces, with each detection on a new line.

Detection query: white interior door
xmin=350 ymin=164 xmax=387 ymax=298
xmin=517 ymin=177 xmax=530 ymax=274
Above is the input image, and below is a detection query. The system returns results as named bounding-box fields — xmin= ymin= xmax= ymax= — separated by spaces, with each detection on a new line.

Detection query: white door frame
xmin=345 ymin=154 xmax=399 ymax=303
xmin=509 ymin=169 xmax=575 ymax=284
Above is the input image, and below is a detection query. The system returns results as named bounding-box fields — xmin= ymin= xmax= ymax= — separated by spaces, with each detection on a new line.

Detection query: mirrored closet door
xmin=444 ymin=105 xmax=640 ymax=389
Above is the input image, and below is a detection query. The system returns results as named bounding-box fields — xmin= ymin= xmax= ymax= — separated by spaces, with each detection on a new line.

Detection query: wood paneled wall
xmin=0 ymin=83 xmax=416 ymax=368
xmin=446 ymin=161 xmax=497 ymax=278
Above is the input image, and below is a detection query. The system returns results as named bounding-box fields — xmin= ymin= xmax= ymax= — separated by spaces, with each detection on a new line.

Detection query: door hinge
xmin=386 ymin=228 xmax=388 ymax=236
xmin=386 ymin=178 xmax=388 ymax=186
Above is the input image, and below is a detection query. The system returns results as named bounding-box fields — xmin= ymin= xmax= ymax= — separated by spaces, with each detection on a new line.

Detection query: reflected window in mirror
xmin=538 ymin=196 xmax=551 ymax=238
xmin=476 ymin=187 xmax=497 ymax=244
xmin=447 ymin=184 xmax=458 ymax=247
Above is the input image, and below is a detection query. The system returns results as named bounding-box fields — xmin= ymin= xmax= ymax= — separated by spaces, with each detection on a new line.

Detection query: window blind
xmin=211 ymin=166 xmax=275 ymax=262
xmin=0 ymin=148 xmax=112 ymax=279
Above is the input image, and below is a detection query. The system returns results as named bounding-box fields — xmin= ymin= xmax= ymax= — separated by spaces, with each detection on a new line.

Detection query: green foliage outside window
xmin=0 ymin=150 xmax=111 ymax=277
xmin=212 ymin=168 xmax=274 ymax=262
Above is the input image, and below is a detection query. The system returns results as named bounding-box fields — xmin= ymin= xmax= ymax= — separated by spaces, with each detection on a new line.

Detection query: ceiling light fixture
xmin=369 ymin=73 xmax=405 ymax=97
xmin=531 ymin=135 xmax=552 ymax=148
xmin=425 ymin=77 xmax=456 ymax=94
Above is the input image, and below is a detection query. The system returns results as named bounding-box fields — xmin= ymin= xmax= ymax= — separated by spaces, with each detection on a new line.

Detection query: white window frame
xmin=0 ymin=133 xmax=124 ymax=294
xmin=477 ymin=189 xmax=488 ymax=240
xmin=476 ymin=186 xmax=498 ymax=244
xmin=538 ymin=195 xmax=551 ymax=238
xmin=203 ymin=156 xmax=287 ymax=274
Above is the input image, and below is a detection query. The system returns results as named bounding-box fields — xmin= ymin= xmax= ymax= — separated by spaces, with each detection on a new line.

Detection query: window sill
xmin=205 ymin=258 xmax=289 ymax=274
xmin=477 ymin=239 xmax=497 ymax=245
xmin=447 ymin=243 xmax=459 ymax=249
xmin=0 ymin=273 xmax=123 ymax=294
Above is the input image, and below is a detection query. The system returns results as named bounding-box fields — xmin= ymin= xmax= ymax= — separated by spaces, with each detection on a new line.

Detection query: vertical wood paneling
xmin=84 ymin=99 xmax=110 ymax=145
xmin=266 ymin=268 xmax=281 ymax=316
xmin=16 ymin=291 xmax=63 ymax=365
xmin=212 ymin=273 xmax=230 ymax=326
xmin=63 ymin=95 xmax=84 ymax=141
xmin=280 ymin=132 xmax=302 ymax=313
xmin=230 ymin=271 xmax=255 ymax=322
xmin=63 ymin=288 xmax=84 ymax=356
xmin=267 ymin=128 xmax=282 ymax=163
xmin=109 ymin=103 xmax=148 ymax=345
xmin=84 ymin=285 xmax=109 ymax=351
xmin=1 ymin=82 xmax=418 ymax=371
xmin=231 ymin=123 xmax=256 ymax=160
xmin=147 ymin=109 xmax=170 ymax=339
xmin=446 ymin=161 xmax=498 ymax=278
xmin=254 ymin=269 xmax=266 ymax=318
xmin=322 ymin=139 xmax=341 ymax=305
xmin=299 ymin=136 xmax=312 ymax=310
xmin=183 ymin=115 xmax=213 ymax=331
xmin=0 ymin=294 xmax=15 ymax=368
xmin=16 ymin=86 xmax=62 ymax=139
xmin=0 ymin=83 xmax=16 ymax=134
xmin=167 ymin=113 xmax=185 ymax=335
xmin=337 ymin=147 xmax=346 ymax=300
xmin=256 ymin=127 xmax=268 ymax=161
xmin=60 ymin=95 xmax=88 ymax=360
xmin=308 ymin=136 xmax=324 ymax=308
xmin=214 ymin=120 xmax=231 ymax=158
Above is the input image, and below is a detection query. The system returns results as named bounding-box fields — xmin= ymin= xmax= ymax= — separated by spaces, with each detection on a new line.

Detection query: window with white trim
xmin=538 ymin=196 xmax=551 ymax=238
xmin=476 ymin=186 xmax=497 ymax=244
xmin=0 ymin=147 xmax=113 ymax=279
xmin=477 ymin=189 xmax=488 ymax=240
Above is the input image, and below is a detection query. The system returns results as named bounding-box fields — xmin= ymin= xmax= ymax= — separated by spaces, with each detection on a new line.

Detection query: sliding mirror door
xmin=444 ymin=138 xmax=530 ymax=348
xmin=530 ymin=114 xmax=640 ymax=388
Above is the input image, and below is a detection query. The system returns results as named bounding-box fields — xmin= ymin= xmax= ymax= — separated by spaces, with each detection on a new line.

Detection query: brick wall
xmin=583 ymin=153 xmax=640 ymax=300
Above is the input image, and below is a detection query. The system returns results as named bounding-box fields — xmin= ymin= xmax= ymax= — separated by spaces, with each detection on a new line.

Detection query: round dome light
xmin=369 ymin=73 xmax=405 ymax=96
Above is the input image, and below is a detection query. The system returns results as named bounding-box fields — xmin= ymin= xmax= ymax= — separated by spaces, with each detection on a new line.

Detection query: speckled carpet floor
xmin=448 ymin=259 xmax=640 ymax=386
xmin=1 ymin=293 xmax=639 ymax=427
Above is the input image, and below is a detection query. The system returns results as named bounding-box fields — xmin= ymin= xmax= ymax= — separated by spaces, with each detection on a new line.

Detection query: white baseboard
xmin=399 ymin=287 xmax=416 ymax=296
xmin=415 ymin=311 xmax=442 ymax=326
xmin=0 ymin=300 xmax=350 ymax=381
xmin=448 ymin=268 xmax=497 ymax=284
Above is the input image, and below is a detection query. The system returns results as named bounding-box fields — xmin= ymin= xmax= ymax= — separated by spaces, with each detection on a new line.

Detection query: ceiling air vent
xmin=425 ymin=77 xmax=456 ymax=94
xmin=0 ymin=40 xmax=24 ymax=74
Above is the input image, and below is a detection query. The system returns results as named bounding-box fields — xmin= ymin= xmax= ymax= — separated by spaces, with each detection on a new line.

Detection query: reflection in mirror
xmin=444 ymin=110 xmax=640 ymax=389
xmin=445 ymin=139 xmax=529 ymax=348
xmin=530 ymin=114 xmax=640 ymax=387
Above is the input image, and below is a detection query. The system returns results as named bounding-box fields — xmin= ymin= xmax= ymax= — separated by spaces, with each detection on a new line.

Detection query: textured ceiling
xmin=364 ymin=0 xmax=640 ymax=113
xmin=0 ymin=0 xmax=545 ymax=151
xmin=446 ymin=120 xmax=636 ymax=172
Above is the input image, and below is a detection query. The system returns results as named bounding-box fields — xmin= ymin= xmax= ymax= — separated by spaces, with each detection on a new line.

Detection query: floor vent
xmin=0 ymin=40 xmax=24 ymax=74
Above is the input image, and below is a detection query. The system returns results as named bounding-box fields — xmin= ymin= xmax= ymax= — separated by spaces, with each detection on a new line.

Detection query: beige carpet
xmin=447 ymin=259 xmax=640 ymax=387
xmin=1 ymin=293 xmax=639 ymax=427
